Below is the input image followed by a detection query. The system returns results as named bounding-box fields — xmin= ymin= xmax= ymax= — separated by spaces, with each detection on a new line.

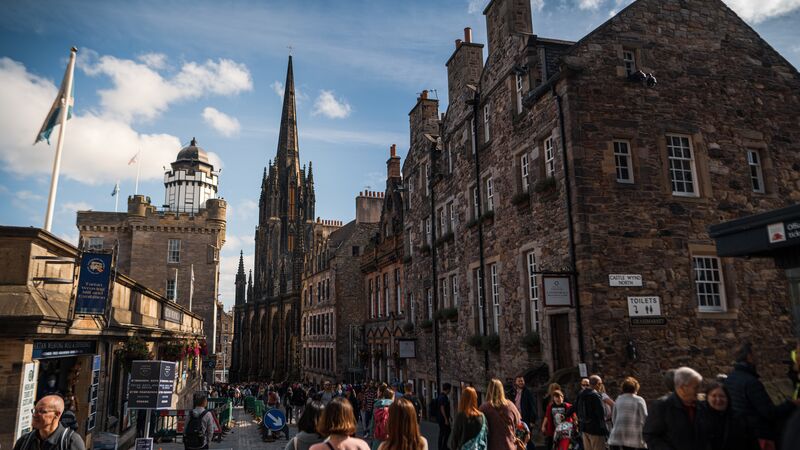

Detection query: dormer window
xmin=623 ymin=49 xmax=636 ymax=76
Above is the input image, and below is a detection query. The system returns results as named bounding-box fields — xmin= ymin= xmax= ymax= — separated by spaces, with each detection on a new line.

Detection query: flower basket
xmin=481 ymin=334 xmax=501 ymax=353
xmin=420 ymin=319 xmax=434 ymax=331
xmin=467 ymin=334 xmax=483 ymax=348
xmin=419 ymin=244 xmax=431 ymax=255
xmin=522 ymin=331 xmax=541 ymax=353
xmin=481 ymin=210 xmax=495 ymax=222
xmin=533 ymin=177 xmax=556 ymax=194
xmin=160 ymin=340 xmax=185 ymax=362
xmin=402 ymin=255 xmax=413 ymax=264
xmin=436 ymin=232 xmax=454 ymax=246
xmin=402 ymin=321 xmax=415 ymax=333
xmin=116 ymin=336 xmax=152 ymax=369
xmin=443 ymin=307 xmax=459 ymax=322
xmin=511 ymin=191 xmax=530 ymax=205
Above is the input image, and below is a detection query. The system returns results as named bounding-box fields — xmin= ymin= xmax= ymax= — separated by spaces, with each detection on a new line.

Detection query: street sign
xmin=397 ymin=339 xmax=416 ymax=358
xmin=609 ymin=274 xmax=642 ymax=287
xmin=263 ymin=409 xmax=286 ymax=431
xmin=627 ymin=296 xmax=661 ymax=317
xmin=128 ymin=361 xmax=177 ymax=409
xmin=134 ymin=438 xmax=153 ymax=450
xmin=631 ymin=317 xmax=667 ymax=326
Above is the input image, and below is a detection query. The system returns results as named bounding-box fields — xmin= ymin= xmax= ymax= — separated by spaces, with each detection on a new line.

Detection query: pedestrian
xmin=362 ymin=381 xmax=377 ymax=437
xmin=643 ymin=366 xmax=703 ymax=449
xmin=449 ymin=386 xmax=487 ymax=450
xmin=402 ymin=382 xmax=422 ymax=423
xmin=60 ymin=394 xmax=79 ymax=431
xmin=696 ymin=381 xmax=759 ymax=450
xmin=437 ymin=383 xmax=453 ymax=450
xmin=574 ymin=375 xmax=608 ymax=450
xmin=725 ymin=343 xmax=798 ymax=449
xmin=310 ymin=397 xmax=370 ymax=450
xmin=509 ymin=375 xmax=537 ymax=450
xmin=13 ymin=395 xmax=86 ymax=450
xmin=322 ymin=381 xmax=337 ymax=405
xmin=184 ymin=392 xmax=217 ymax=450
xmin=597 ymin=380 xmax=615 ymax=431
xmin=371 ymin=387 xmax=395 ymax=450
xmin=541 ymin=390 xmax=574 ymax=450
xmin=286 ymin=387 xmax=295 ymax=424
xmin=378 ymin=397 xmax=428 ymax=450
xmin=607 ymin=377 xmax=647 ymax=450
xmin=347 ymin=386 xmax=361 ymax=424
xmin=479 ymin=378 xmax=523 ymax=450
xmin=286 ymin=401 xmax=325 ymax=450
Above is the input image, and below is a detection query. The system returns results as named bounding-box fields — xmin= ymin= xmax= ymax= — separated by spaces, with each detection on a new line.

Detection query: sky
xmin=1 ymin=0 xmax=798 ymax=311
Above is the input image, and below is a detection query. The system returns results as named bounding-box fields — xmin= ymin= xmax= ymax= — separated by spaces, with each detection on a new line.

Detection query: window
xmin=407 ymin=175 xmax=414 ymax=206
xmin=667 ymin=134 xmax=698 ymax=196
xmin=426 ymin=288 xmax=433 ymax=320
xmin=353 ymin=246 xmax=360 ymax=256
xmin=544 ymin=138 xmax=555 ymax=178
xmin=451 ymin=275 xmax=459 ymax=307
xmin=520 ymin=153 xmax=529 ymax=192
xmin=470 ymin=119 xmax=476 ymax=154
xmin=409 ymin=293 xmax=416 ymax=323
xmin=383 ymin=273 xmax=390 ymax=315
xmin=369 ymin=279 xmax=374 ymax=318
xmin=747 ymin=149 xmax=765 ymax=193
xmin=88 ymin=237 xmax=103 ymax=250
xmin=472 ymin=187 xmax=480 ymax=220
xmin=425 ymin=217 xmax=432 ymax=245
xmin=440 ymin=278 xmax=448 ymax=308
xmin=376 ymin=276 xmax=382 ymax=317
xmin=448 ymin=202 xmax=457 ymax=235
xmin=424 ymin=162 xmax=430 ymax=196
xmin=406 ymin=227 xmax=413 ymax=257
xmin=309 ymin=285 xmax=314 ymax=306
xmin=166 ymin=279 xmax=177 ymax=301
xmin=395 ymin=269 xmax=402 ymax=314
xmin=516 ymin=74 xmax=524 ymax=114
xmin=486 ymin=177 xmax=494 ymax=212
xmin=623 ymin=49 xmax=636 ymax=76
xmin=167 ymin=239 xmax=181 ymax=263
xmin=483 ymin=104 xmax=491 ymax=143
xmin=439 ymin=208 xmax=447 ymax=235
xmin=474 ymin=268 xmax=485 ymax=333
xmin=693 ymin=256 xmax=726 ymax=312
xmin=613 ymin=140 xmax=634 ymax=183
xmin=526 ymin=252 xmax=540 ymax=332
xmin=446 ymin=142 xmax=452 ymax=174
xmin=490 ymin=263 xmax=500 ymax=333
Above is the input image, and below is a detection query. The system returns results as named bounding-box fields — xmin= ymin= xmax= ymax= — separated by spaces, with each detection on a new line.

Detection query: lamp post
xmin=424 ymin=133 xmax=443 ymax=394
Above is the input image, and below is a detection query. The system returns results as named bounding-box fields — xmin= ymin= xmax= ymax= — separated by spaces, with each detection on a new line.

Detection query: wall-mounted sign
xmin=630 ymin=317 xmax=667 ymax=326
xmin=397 ymin=339 xmax=416 ymax=358
xmin=86 ymin=355 xmax=101 ymax=433
xmin=75 ymin=252 xmax=113 ymax=315
xmin=543 ymin=276 xmax=573 ymax=307
xmin=33 ymin=340 xmax=97 ymax=359
xmin=128 ymin=361 xmax=177 ymax=409
xmin=608 ymin=274 xmax=643 ymax=287
xmin=627 ymin=296 xmax=661 ymax=317
xmin=162 ymin=304 xmax=183 ymax=324
xmin=15 ymin=361 xmax=38 ymax=441
xmin=767 ymin=223 xmax=786 ymax=243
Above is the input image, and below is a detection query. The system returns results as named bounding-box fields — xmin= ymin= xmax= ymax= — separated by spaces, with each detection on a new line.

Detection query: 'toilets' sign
xmin=627 ymin=296 xmax=661 ymax=317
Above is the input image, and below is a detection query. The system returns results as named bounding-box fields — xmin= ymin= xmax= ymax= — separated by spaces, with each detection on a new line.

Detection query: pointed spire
xmin=307 ymin=161 xmax=314 ymax=181
xmin=237 ymin=250 xmax=245 ymax=276
xmin=277 ymin=56 xmax=299 ymax=163
xmin=247 ymin=270 xmax=253 ymax=303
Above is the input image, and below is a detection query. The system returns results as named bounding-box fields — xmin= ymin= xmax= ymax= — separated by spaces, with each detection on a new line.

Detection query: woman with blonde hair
xmin=377 ymin=398 xmax=428 ymax=450
xmin=310 ymin=397 xmax=370 ymax=450
xmin=479 ymin=379 xmax=523 ymax=450
xmin=449 ymin=387 xmax=487 ymax=450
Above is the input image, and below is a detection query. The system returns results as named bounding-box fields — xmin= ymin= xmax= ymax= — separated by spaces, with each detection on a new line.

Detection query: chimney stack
xmin=387 ymin=144 xmax=401 ymax=180
xmin=421 ymin=90 xmax=428 ymax=100
xmin=455 ymin=39 xmax=462 ymax=49
xmin=464 ymin=27 xmax=472 ymax=43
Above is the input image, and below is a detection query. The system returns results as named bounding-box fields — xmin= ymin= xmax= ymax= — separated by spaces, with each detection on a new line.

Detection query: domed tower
xmin=164 ymin=137 xmax=219 ymax=213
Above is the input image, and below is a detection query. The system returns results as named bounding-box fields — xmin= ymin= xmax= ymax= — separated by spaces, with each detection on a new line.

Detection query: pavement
xmin=150 ymin=406 xmax=441 ymax=450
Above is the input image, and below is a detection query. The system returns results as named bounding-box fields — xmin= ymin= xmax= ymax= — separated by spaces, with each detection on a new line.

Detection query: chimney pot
xmin=390 ymin=144 xmax=396 ymax=157
xmin=455 ymin=39 xmax=462 ymax=49
xmin=464 ymin=27 xmax=472 ymax=43
xmin=421 ymin=90 xmax=428 ymax=100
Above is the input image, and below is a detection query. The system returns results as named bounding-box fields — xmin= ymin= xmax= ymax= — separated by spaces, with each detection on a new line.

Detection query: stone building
xmin=230 ymin=56 xmax=316 ymax=381
xmin=77 ymin=138 xmax=226 ymax=356
xmin=400 ymin=0 xmax=800 ymax=404
xmin=301 ymin=192 xmax=382 ymax=384
xmin=215 ymin=301 xmax=234 ymax=382
xmin=360 ymin=145 xmax=409 ymax=384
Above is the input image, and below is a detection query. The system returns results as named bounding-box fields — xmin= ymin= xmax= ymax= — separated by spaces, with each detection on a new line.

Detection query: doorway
xmin=550 ymin=314 xmax=573 ymax=371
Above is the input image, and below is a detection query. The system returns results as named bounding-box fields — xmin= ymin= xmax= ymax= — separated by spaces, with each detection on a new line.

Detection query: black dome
xmin=176 ymin=137 xmax=209 ymax=164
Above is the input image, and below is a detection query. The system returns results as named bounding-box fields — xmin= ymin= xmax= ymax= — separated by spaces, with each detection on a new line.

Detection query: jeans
xmin=361 ymin=410 xmax=372 ymax=436
xmin=438 ymin=421 xmax=451 ymax=450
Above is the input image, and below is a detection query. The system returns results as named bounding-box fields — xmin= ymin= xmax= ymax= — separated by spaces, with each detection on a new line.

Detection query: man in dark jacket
xmin=643 ymin=366 xmax=703 ymax=450
xmin=725 ymin=343 xmax=798 ymax=447
xmin=509 ymin=376 xmax=537 ymax=450
xmin=575 ymin=375 xmax=608 ymax=450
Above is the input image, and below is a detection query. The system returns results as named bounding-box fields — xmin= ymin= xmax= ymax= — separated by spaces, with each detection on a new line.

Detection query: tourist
xmin=449 ymin=386 xmax=487 ymax=450
xmin=697 ymin=381 xmax=758 ymax=450
xmin=607 ymin=377 xmax=647 ymax=450
xmin=13 ymin=395 xmax=85 ymax=450
xmin=479 ymin=378 xmax=523 ymax=450
xmin=643 ymin=366 xmax=703 ymax=448
xmin=509 ymin=375 xmax=536 ymax=450
xmin=541 ymin=390 xmax=573 ymax=450
xmin=310 ymin=397 xmax=370 ymax=450
xmin=436 ymin=383 xmax=453 ymax=450
xmin=402 ymin=382 xmax=422 ymax=423
xmin=286 ymin=401 xmax=325 ymax=450
xmin=371 ymin=387 xmax=395 ymax=450
xmin=184 ymin=392 xmax=216 ymax=450
xmin=575 ymin=375 xmax=608 ymax=450
xmin=378 ymin=398 xmax=428 ymax=450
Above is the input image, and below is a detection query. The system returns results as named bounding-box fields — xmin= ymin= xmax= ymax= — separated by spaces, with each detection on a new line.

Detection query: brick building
xmin=360 ymin=145 xmax=409 ymax=385
xmin=215 ymin=301 xmax=234 ymax=381
xmin=400 ymin=0 xmax=800 ymax=404
xmin=77 ymin=139 xmax=226 ymax=357
xmin=230 ymin=56 xmax=317 ymax=381
xmin=301 ymin=192 xmax=382 ymax=384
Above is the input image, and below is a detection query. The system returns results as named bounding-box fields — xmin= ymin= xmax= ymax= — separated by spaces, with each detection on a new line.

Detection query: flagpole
xmin=189 ymin=264 xmax=194 ymax=312
xmin=174 ymin=268 xmax=178 ymax=303
xmin=135 ymin=148 xmax=141 ymax=195
xmin=43 ymin=47 xmax=77 ymax=232
xmin=114 ymin=181 xmax=120 ymax=212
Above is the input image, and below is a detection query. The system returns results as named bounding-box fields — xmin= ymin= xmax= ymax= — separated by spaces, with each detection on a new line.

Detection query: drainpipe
xmin=425 ymin=134 xmax=443 ymax=393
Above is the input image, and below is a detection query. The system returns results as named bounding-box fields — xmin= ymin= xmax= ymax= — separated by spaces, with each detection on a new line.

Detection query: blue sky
xmin=1 ymin=0 xmax=798 ymax=310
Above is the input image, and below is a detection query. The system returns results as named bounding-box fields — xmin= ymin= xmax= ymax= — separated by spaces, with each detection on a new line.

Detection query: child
xmin=540 ymin=390 xmax=574 ymax=450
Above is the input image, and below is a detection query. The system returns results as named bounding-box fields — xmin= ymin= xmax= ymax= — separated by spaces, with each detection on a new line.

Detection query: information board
xmin=14 ymin=361 xmax=38 ymax=441
xmin=75 ymin=252 xmax=113 ymax=315
xmin=128 ymin=361 xmax=177 ymax=409
xmin=86 ymin=355 xmax=101 ymax=433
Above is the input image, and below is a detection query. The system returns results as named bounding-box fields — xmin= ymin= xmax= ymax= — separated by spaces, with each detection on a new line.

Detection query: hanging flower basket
xmin=116 ymin=336 xmax=152 ymax=369
xmin=160 ymin=340 xmax=186 ymax=362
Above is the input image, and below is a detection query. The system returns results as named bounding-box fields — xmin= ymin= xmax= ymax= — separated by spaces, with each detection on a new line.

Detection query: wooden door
xmin=550 ymin=314 xmax=573 ymax=371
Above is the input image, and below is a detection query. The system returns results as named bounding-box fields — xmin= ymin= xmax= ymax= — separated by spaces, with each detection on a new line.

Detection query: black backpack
xmin=184 ymin=409 xmax=210 ymax=449
xmin=428 ymin=397 xmax=439 ymax=419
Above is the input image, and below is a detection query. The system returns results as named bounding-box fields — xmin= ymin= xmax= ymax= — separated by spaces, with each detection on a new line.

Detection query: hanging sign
xmin=75 ymin=252 xmax=113 ymax=315
xmin=14 ymin=361 xmax=39 ymax=441
xmin=33 ymin=340 xmax=97 ymax=359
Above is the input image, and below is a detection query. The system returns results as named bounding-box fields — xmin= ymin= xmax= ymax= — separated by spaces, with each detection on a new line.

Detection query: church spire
xmin=235 ymin=250 xmax=246 ymax=306
xmin=277 ymin=56 xmax=299 ymax=164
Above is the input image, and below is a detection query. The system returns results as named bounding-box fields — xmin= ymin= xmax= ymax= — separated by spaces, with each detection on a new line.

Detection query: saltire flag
xmin=111 ymin=182 xmax=120 ymax=197
xmin=128 ymin=151 xmax=140 ymax=165
xmin=34 ymin=63 xmax=75 ymax=145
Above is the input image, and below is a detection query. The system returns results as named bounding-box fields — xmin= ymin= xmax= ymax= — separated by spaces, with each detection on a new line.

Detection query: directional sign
xmin=609 ymin=274 xmax=643 ymax=287
xmin=128 ymin=361 xmax=177 ymax=409
xmin=263 ymin=409 xmax=286 ymax=431
xmin=627 ymin=296 xmax=661 ymax=317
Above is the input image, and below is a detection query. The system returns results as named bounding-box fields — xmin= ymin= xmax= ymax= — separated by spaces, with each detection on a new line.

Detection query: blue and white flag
xmin=111 ymin=182 xmax=120 ymax=197
xmin=34 ymin=62 xmax=75 ymax=145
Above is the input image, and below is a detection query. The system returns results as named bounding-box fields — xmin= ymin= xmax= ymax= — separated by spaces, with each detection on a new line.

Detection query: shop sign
xmin=608 ymin=274 xmax=643 ymax=287
xmin=14 ymin=361 xmax=39 ymax=441
xmin=397 ymin=339 xmax=416 ymax=358
xmin=33 ymin=340 xmax=97 ymax=359
xmin=627 ymin=296 xmax=661 ymax=317
xmin=162 ymin=304 xmax=183 ymax=324
xmin=128 ymin=361 xmax=177 ymax=409
xmin=767 ymin=221 xmax=800 ymax=244
xmin=75 ymin=252 xmax=113 ymax=315
xmin=543 ymin=276 xmax=573 ymax=307
xmin=86 ymin=355 xmax=101 ymax=433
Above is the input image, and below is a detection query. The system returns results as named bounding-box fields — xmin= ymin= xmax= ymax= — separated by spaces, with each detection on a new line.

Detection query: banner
xmin=75 ymin=252 xmax=113 ymax=315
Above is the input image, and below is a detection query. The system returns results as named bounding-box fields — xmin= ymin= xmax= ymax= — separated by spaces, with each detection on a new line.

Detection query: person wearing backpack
xmin=378 ymin=398 xmax=428 ymax=450
xmin=14 ymin=395 xmax=85 ymax=450
xmin=184 ymin=392 xmax=216 ymax=450
xmin=402 ymin=382 xmax=422 ymax=423
xmin=449 ymin=387 xmax=488 ymax=450
xmin=371 ymin=388 xmax=395 ymax=450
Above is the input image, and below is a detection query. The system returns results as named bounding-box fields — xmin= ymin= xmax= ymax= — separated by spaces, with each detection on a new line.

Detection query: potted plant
xmin=511 ymin=191 xmax=531 ymax=205
xmin=420 ymin=319 xmax=434 ymax=330
xmin=443 ymin=307 xmax=459 ymax=322
xmin=481 ymin=334 xmax=501 ymax=353
xmin=116 ymin=336 xmax=152 ymax=369
xmin=160 ymin=340 xmax=185 ymax=362
xmin=522 ymin=331 xmax=541 ymax=353
xmin=402 ymin=321 xmax=415 ymax=333
xmin=533 ymin=177 xmax=556 ymax=194
xmin=481 ymin=210 xmax=495 ymax=222
xmin=467 ymin=334 xmax=483 ymax=349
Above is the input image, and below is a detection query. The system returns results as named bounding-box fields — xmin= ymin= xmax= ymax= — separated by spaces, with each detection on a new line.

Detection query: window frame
xmin=166 ymin=279 xmax=177 ymax=301
xmin=486 ymin=177 xmax=494 ymax=212
xmin=167 ymin=239 xmax=181 ymax=263
xmin=490 ymin=263 xmax=500 ymax=333
xmin=666 ymin=134 xmax=699 ymax=197
xmin=544 ymin=137 xmax=555 ymax=178
xmin=692 ymin=255 xmax=727 ymax=313
xmin=515 ymin=74 xmax=524 ymax=114
xmin=613 ymin=139 xmax=634 ymax=184
xmin=520 ymin=153 xmax=530 ymax=192
xmin=623 ymin=48 xmax=636 ymax=76
xmin=88 ymin=236 xmax=104 ymax=251
xmin=451 ymin=274 xmax=459 ymax=307
xmin=526 ymin=252 xmax=540 ymax=332
xmin=483 ymin=104 xmax=491 ymax=143
xmin=426 ymin=288 xmax=433 ymax=320
xmin=747 ymin=149 xmax=765 ymax=194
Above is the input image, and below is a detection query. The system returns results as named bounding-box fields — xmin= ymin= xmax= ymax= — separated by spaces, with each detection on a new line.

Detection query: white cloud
xmin=235 ymin=199 xmax=258 ymax=220
xmin=312 ymin=90 xmax=352 ymax=119
xmin=0 ymin=57 xmax=224 ymax=185
xmin=579 ymin=0 xmax=603 ymax=10
xmin=218 ymin=252 xmax=254 ymax=308
xmin=82 ymin=53 xmax=253 ymax=122
xmin=137 ymin=52 xmax=168 ymax=70
xmin=531 ymin=0 xmax=545 ymax=11
xmin=16 ymin=190 xmax=43 ymax=201
xmin=467 ymin=0 xmax=485 ymax=14
xmin=202 ymin=107 xmax=241 ymax=137
xmin=723 ymin=0 xmax=800 ymax=23
xmin=271 ymin=80 xmax=284 ymax=99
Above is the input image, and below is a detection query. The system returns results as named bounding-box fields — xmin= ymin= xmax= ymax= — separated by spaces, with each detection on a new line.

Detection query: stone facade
xmin=361 ymin=145 xmax=408 ymax=385
xmin=301 ymin=193 xmax=382 ymax=384
xmin=215 ymin=302 xmax=234 ymax=381
xmin=77 ymin=140 xmax=226 ymax=355
xmin=399 ymin=0 xmax=800 ymax=404
xmin=231 ymin=56 xmax=317 ymax=381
